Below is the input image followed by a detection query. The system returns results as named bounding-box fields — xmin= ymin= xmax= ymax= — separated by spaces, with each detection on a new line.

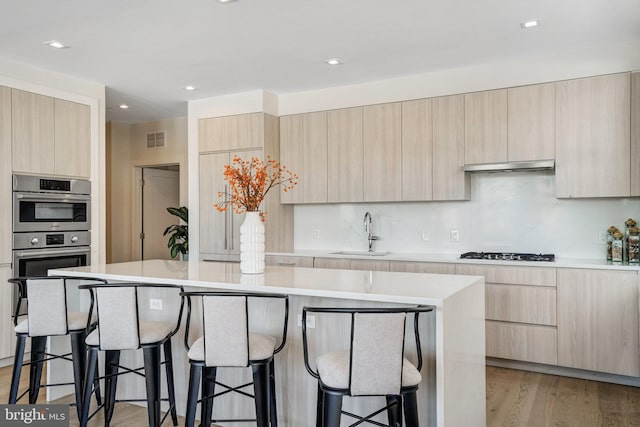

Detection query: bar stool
xmin=77 ymin=282 xmax=184 ymax=427
xmin=180 ymin=291 xmax=289 ymax=427
xmin=302 ymin=305 xmax=434 ymax=427
xmin=7 ymin=276 xmax=105 ymax=419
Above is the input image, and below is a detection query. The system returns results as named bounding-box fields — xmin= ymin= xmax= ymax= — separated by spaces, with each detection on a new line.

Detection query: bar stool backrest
xmin=351 ymin=312 xmax=406 ymax=396
xmin=95 ymin=287 xmax=140 ymax=350
xmin=202 ymin=295 xmax=249 ymax=367
xmin=26 ymin=278 xmax=68 ymax=337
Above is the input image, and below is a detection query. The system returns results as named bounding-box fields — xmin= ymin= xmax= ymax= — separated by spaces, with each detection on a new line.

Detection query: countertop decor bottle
xmin=612 ymin=231 xmax=624 ymax=264
xmin=629 ymin=227 xmax=640 ymax=264
xmin=624 ymin=219 xmax=637 ymax=263
xmin=607 ymin=226 xmax=619 ymax=261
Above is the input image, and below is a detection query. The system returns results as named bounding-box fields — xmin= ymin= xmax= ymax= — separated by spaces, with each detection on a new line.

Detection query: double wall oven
xmin=12 ymin=174 xmax=91 ymax=313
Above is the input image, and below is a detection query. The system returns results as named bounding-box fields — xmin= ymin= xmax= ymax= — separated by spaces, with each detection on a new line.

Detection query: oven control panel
xmin=13 ymin=231 xmax=91 ymax=249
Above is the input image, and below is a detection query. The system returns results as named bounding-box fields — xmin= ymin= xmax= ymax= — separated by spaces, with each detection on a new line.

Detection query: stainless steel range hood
xmin=462 ymin=160 xmax=555 ymax=173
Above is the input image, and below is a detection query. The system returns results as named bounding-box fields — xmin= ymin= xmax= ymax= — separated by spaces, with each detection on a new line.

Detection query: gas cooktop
xmin=460 ymin=252 xmax=555 ymax=262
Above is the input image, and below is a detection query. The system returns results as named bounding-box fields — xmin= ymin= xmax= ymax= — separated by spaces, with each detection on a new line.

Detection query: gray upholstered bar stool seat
xmin=7 ymin=276 xmax=105 ymax=420
xmin=181 ymin=291 xmax=289 ymax=427
xmin=302 ymin=306 xmax=434 ymax=427
xmin=78 ymin=282 xmax=184 ymax=427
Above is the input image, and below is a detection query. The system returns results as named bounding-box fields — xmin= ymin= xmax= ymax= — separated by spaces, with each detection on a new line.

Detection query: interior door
xmin=142 ymin=167 xmax=180 ymax=259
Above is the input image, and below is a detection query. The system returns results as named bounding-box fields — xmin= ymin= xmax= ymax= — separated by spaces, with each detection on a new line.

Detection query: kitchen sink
xmin=330 ymin=251 xmax=390 ymax=257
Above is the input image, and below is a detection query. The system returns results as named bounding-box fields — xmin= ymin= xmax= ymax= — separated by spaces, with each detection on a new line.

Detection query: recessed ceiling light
xmin=44 ymin=40 xmax=69 ymax=49
xmin=218 ymin=0 xmax=237 ymax=3
xmin=325 ymin=58 xmax=343 ymax=66
xmin=184 ymin=85 xmax=196 ymax=91
xmin=119 ymin=104 xmax=130 ymax=109
xmin=520 ymin=20 xmax=539 ymax=29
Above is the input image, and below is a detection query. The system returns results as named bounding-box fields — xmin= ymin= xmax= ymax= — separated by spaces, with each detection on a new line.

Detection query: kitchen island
xmin=50 ymin=260 xmax=486 ymax=427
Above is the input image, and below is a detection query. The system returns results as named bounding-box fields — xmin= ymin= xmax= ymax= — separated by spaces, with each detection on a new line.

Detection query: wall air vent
xmin=146 ymin=131 xmax=166 ymax=149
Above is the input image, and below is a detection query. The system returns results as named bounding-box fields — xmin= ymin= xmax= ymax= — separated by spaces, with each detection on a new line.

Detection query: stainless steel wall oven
xmin=12 ymin=174 xmax=92 ymax=313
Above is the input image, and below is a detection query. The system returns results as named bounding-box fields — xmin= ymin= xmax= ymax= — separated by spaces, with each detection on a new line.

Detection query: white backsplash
xmin=293 ymin=171 xmax=640 ymax=259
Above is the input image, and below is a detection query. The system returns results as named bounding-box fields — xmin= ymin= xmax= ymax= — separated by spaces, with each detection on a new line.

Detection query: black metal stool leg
xmin=143 ymin=346 xmax=162 ymax=427
xmin=403 ymin=390 xmax=419 ymax=427
xmin=315 ymin=383 xmax=324 ymax=427
xmin=268 ymin=358 xmax=278 ymax=427
xmin=322 ymin=391 xmax=343 ymax=427
xmin=252 ymin=361 xmax=270 ymax=427
xmin=163 ymin=339 xmax=178 ymax=426
xmin=104 ymin=350 xmax=121 ymax=426
xmin=387 ymin=395 xmax=403 ymax=427
xmin=28 ymin=336 xmax=47 ymax=403
xmin=93 ymin=364 xmax=102 ymax=406
xmin=70 ymin=331 xmax=87 ymax=420
xmin=80 ymin=347 xmax=99 ymax=427
xmin=185 ymin=363 xmax=202 ymax=427
xmin=9 ymin=334 xmax=26 ymax=403
xmin=201 ymin=367 xmax=217 ymax=427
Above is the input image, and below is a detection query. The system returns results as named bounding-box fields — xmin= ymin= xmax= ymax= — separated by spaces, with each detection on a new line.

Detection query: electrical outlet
xmin=313 ymin=228 xmax=320 ymax=239
xmin=296 ymin=314 xmax=316 ymax=328
xmin=150 ymin=299 xmax=163 ymax=310
xmin=450 ymin=229 xmax=460 ymax=242
xmin=421 ymin=230 xmax=430 ymax=241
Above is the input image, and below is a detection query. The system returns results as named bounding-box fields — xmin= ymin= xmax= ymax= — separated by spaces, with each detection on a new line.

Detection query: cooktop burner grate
xmin=460 ymin=252 xmax=555 ymax=262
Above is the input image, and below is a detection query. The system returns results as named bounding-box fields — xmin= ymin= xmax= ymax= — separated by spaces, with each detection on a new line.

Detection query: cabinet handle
xmin=277 ymin=262 xmax=296 ymax=266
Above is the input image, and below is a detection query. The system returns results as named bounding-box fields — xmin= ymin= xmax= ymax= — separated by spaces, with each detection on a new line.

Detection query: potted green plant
xmin=163 ymin=206 xmax=188 ymax=260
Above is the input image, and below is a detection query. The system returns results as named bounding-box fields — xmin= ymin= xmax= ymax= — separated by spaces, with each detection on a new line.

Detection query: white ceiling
xmin=1 ymin=0 xmax=638 ymax=123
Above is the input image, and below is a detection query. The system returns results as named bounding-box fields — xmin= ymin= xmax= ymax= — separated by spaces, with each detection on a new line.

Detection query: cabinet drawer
xmin=456 ymin=264 xmax=556 ymax=287
xmin=389 ymin=261 xmax=456 ymax=274
xmin=265 ymin=255 xmax=313 ymax=268
xmin=314 ymin=258 xmax=351 ymax=269
xmin=486 ymin=284 xmax=556 ymax=326
xmin=486 ymin=321 xmax=557 ymax=365
xmin=350 ymin=260 xmax=390 ymax=272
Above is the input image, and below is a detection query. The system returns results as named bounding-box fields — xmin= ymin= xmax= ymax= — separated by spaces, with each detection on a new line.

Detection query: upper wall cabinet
xmin=0 ymin=87 xmax=11 ymax=264
xmin=401 ymin=99 xmax=433 ymax=201
xmin=507 ymin=83 xmax=555 ymax=162
xmin=11 ymin=89 xmax=91 ymax=178
xmin=556 ymin=73 xmax=631 ymax=198
xmin=363 ymin=103 xmax=402 ymax=202
xmin=631 ymin=72 xmax=640 ymax=196
xmin=327 ymin=107 xmax=364 ymax=203
xmin=464 ymin=89 xmax=508 ymax=164
xmin=280 ymin=112 xmax=328 ymax=203
xmin=199 ymin=113 xmax=265 ymax=152
xmin=432 ymin=95 xmax=470 ymax=201
xmin=12 ymin=89 xmax=55 ymax=175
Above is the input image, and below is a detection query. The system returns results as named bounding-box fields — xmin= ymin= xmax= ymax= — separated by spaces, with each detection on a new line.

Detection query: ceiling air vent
xmin=146 ymin=131 xmax=166 ymax=149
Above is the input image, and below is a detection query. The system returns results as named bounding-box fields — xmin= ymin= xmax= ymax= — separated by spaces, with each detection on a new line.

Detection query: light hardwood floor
xmin=2 ymin=364 xmax=640 ymax=426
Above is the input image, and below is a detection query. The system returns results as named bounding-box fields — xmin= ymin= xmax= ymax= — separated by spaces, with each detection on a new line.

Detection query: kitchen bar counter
xmin=268 ymin=250 xmax=638 ymax=271
xmin=50 ymin=260 xmax=486 ymax=427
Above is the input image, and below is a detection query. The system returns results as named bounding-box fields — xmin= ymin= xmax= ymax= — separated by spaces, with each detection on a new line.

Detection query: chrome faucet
xmin=363 ymin=212 xmax=379 ymax=252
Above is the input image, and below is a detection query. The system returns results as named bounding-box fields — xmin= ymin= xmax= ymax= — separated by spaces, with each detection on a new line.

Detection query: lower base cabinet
xmin=486 ymin=321 xmax=557 ymax=365
xmin=557 ymin=268 xmax=639 ymax=377
xmin=0 ymin=265 xmax=14 ymax=360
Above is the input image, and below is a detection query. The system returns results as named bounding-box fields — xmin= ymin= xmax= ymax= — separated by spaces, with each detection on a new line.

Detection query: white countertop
xmin=50 ymin=259 xmax=483 ymax=307
xmin=268 ymin=250 xmax=640 ymax=271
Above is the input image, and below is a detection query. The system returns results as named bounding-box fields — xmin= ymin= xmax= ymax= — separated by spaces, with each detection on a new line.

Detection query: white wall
xmin=294 ymin=172 xmax=640 ymax=259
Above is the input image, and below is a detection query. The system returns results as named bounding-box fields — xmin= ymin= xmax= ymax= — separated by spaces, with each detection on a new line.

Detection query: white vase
xmin=240 ymin=212 xmax=265 ymax=274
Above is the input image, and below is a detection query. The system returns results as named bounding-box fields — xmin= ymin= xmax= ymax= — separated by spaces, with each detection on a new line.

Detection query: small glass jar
xmin=629 ymin=228 xmax=640 ymax=264
xmin=606 ymin=232 xmax=613 ymax=261
xmin=611 ymin=234 xmax=624 ymax=263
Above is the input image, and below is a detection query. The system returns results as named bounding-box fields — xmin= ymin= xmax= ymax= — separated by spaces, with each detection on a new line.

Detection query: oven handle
xmin=14 ymin=247 xmax=91 ymax=257
xmin=15 ymin=193 xmax=90 ymax=202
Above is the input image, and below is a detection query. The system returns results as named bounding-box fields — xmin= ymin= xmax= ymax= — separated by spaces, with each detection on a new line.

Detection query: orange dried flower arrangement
xmin=214 ymin=156 xmax=298 ymax=220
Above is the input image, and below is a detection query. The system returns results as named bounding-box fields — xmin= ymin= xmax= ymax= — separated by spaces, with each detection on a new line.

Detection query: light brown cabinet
xmin=327 ymin=107 xmax=364 ymax=203
xmin=456 ymin=264 xmax=557 ymax=365
xmin=11 ymin=89 xmax=91 ymax=178
xmin=432 ymin=95 xmax=470 ymax=201
xmin=507 ymin=83 xmax=555 ymax=162
xmin=464 ymin=89 xmax=508 ymax=165
xmin=389 ymin=261 xmax=455 ymax=274
xmin=265 ymin=255 xmax=314 ymax=268
xmin=363 ymin=103 xmax=402 ymax=201
xmin=0 ymin=87 xmax=11 ymax=264
xmin=199 ymin=113 xmax=265 ymax=152
xmin=557 ymin=268 xmax=639 ymax=376
xmin=279 ymin=112 xmax=327 ymax=203
xmin=198 ymin=113 xmax=293 ymax=260
xmin=401 ymin=99 xmax=432 ymax=201
xmin=0 ymin=265 xmax=13 ymax=359
xmin=313 ymin=257 xmax=351 ymax=269
xmin=631 ymin=72 xmax=640 ymax=196
xmin=556 ymin=73 xmax=631 ymax=198
xmin=54 ymin=99 xmax=91 ymax=178
xmin=12 ymin=89 xmax=55 ymax=175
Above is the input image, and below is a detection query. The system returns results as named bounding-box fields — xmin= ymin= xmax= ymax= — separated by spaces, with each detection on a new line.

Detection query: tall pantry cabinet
xmin=198 ymin=113 xmax=293 ymax=261
xmin=0 ymin=87 xmax=13 ymax=360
